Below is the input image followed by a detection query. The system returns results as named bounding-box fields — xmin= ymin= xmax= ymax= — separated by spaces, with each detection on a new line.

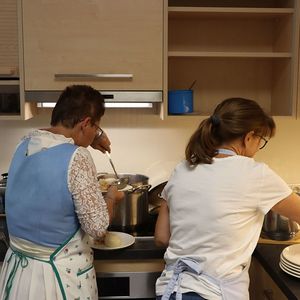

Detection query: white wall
xmin=1 ymin=110 xmax=300 ymax=187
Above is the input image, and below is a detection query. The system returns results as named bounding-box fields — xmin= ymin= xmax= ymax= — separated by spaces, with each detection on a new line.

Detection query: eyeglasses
xmin=255 ymin=134 xmax=269 ymax=150
xmin=94 ymin=124 xmax=103 ymax=137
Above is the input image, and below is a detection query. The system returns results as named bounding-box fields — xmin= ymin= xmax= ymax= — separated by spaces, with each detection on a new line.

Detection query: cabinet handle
xmin=263 ymin=289 xmax=274 ymax=300
xmin=0 ymin=67 xmax=18 ymax=77
xmin=54 ymin=73 xmax=133 ymax=80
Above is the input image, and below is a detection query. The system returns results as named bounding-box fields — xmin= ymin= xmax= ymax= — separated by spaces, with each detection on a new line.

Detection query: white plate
xmin=88 ymin=231 xmax=135 ymax=250
xmin=279 ymin=262 xmax=300 ymax=278
xmin=280 ymin=256 xmax=300 ymax=272
xmin=282 ymin=244 xmax=300 ymax=265
xmin=280 ymin=254 xmax=300 ymax=270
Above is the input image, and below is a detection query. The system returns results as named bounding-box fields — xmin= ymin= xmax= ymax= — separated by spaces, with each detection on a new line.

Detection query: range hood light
xmin=37 ymin=102 xmax=56 ymax=108
xmin=104 ymin=102 xmax=153 ymax=108
xmin=37 ymin=102 xmax=153 ymax=108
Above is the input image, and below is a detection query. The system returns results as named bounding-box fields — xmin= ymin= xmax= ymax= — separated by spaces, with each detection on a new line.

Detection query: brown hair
xmin=185 ymin=98 xmax=276 ymax=165
xmin=51 ymin=85 xmax=105 ymax=128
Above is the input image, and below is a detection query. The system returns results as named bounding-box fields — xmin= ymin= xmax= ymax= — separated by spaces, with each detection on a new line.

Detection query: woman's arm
xmin=154 ymin=200 xmax=171 ymax=247
xmin=271 ymin=192 xmax=300 ymax=223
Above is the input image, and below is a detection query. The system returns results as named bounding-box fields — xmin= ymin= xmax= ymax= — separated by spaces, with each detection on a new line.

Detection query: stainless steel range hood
xmin=25 ymin=90 xmax=163 ymax=108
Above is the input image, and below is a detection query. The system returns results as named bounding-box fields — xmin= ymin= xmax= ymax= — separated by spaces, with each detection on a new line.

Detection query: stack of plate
xmin=280 ymin=244 xmax=300 ymax=278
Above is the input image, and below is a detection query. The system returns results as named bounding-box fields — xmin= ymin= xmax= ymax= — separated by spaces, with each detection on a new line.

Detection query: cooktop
xmin=108 ymin=214 xmax=157 ymax=237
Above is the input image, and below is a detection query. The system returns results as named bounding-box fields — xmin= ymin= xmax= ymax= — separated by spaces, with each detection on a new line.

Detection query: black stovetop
xmin=108 ymin=214 xmax=157 ymax=237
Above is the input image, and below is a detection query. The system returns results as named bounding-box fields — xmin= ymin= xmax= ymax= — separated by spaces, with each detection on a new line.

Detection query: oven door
xmin=95 ymin=259 xmax=164 ymax=299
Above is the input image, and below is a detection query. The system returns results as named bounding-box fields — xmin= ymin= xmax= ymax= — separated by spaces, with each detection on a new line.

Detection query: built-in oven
xmin=95 ymin=257 xmax=164 ymax=299
xmin=94 ymin=213 xmax=164 ymax=300
xmin=0 ymin=82 xmax=20 ymax=115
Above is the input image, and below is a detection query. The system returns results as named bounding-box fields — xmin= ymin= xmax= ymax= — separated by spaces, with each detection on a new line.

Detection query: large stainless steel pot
xmin=262 ymin=210 xmax=299 ymax=241
xmin=0 ymin=173 xmax=7 ymax=214
xmin=98 ymin=173 xmax=151 ymax=231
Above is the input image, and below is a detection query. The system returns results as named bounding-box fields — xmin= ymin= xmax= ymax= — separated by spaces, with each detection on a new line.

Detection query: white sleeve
xmin=68 ymin=147 xmax=109 ymax=238
xmin=257 ymin=164 xmax=292 ymax=214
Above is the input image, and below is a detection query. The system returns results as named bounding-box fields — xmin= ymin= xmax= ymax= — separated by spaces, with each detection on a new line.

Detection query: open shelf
xmin=169 ymin=7 xmax=294 ymax=16
xmin=166 ymin=0 xmax=299 ymax=117
xmin=169 ymin=52 xmax=292 ymax=58
xmin=168 ymin=57 xmax=294 ymax=116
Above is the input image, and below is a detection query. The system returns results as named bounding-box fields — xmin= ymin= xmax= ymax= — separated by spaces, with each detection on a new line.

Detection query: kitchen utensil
xmin=262 ymin=210 xmax=299 ymax=241
xmin=98 ymin=173 xmax=151 ymax=230
xmin=188 ymin=80 xmax=197 ymax=90
xmin=105 ymin=152 xmax=128 ymax=190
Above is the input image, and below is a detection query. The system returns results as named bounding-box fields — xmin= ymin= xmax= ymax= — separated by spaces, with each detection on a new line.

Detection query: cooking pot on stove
xmin=148 ymin=181 xmax=167 ymax=215
xmin=262 ymin=210 xmax=299 ymax=241
xmin=0 ymin=173 xmax=7 ymax=214
xmin=98 ymin=173 xmax=151 ymax=231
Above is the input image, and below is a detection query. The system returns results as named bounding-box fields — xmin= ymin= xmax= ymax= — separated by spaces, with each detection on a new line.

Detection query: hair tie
xmin=210 ymin=115 xmax=220 ymax=126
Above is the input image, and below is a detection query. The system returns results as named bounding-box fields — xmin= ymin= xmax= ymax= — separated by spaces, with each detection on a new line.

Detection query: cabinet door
xmin=22 ymin=0 xmax=163 ymax=91
xmin=0 ymin=0 xmax=18 ymax=78
xmin=249 ymin=257 xmax=288 ymax=300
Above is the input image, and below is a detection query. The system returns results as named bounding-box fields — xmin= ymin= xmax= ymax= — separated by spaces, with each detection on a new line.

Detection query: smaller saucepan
xmin=148 ymin=181 xmax=167 ymax=215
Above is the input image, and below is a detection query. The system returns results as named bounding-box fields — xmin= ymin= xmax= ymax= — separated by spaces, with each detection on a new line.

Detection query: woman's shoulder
xmin=73 ymin=146 xmax=93 ymax=161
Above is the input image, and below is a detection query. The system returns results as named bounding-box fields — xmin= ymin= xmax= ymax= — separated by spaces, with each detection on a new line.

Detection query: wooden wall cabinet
xmin=21 ymin=0 xmax=163 ymax=92
xmin=0 ymin=0 xmax=18 ymax=78
xmin=165 ymin=0 xmax=300 ymax=117
xmin=249 ymin=256 xmax=288 ymax=300
xmin=0 ymin=0 xmax=35 ymax=120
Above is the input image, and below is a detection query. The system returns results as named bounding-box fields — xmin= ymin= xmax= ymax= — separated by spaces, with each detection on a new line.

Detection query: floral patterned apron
xmin=0 ymin=229 xmax=97 ymax=300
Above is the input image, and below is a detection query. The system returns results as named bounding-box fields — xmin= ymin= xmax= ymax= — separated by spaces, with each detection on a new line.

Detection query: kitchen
xmin=1 ymin=0 xmax=300 ymax=299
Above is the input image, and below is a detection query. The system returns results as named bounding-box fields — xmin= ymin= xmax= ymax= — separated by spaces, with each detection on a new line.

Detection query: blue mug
xmin=168 ymin=90 xmax=193 ymax=114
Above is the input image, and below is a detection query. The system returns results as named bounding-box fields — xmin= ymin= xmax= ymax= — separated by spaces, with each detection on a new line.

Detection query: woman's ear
xmin=243 ymin=131 xmax=255 ymax=146
xmin=80 ymin=117 xmax=92 ymax=129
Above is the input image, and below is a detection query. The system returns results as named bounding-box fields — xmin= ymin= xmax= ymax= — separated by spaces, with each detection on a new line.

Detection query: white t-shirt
xmin=156 ymin=155 xmax=291 ymax=299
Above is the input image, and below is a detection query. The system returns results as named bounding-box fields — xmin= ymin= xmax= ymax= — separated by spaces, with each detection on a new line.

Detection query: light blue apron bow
xmin=162 ymin=257 xmax=203 ymax=300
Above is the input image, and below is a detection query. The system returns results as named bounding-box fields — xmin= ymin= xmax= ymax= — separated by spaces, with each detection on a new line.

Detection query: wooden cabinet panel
xmin=0 ymin=0 xmax=18 ymax=77
xmin=249 ymin=257 xmax=288 ymax=300
xmin=22 ymin=0 xmax=163 ymax=91
xmin=0 ymin=0 xmax=35 ymax=120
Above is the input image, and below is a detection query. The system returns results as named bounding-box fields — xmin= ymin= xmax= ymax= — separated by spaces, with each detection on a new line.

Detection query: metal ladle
xmin=105 ymin=152 xmax=128 ymax=190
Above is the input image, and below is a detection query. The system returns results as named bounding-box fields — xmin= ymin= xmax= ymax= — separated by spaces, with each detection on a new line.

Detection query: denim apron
xmin=161 ymin=257 xmax=250 ymax=300
xmin=0 ymin=229 xmax=97 ymax=300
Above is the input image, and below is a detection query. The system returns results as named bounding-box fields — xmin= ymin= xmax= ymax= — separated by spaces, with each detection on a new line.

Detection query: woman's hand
xmin=104 ymin=184 xmax=125 ymax=221
xmin=91 ymin=130 xmax=111 ymax=153
xmin=106 ymin=184 xmax=125 ymax=203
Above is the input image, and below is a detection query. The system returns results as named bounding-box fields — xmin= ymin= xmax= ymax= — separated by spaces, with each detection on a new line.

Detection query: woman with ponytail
xmin=155 ymin=98 xmax=300 ymax=300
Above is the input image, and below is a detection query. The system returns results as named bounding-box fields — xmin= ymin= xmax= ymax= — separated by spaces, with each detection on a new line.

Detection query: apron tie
xmin=162 ymin=257 xmax=203 ymax=300
xmin=4 ymin=249 xmax=29 ymax=300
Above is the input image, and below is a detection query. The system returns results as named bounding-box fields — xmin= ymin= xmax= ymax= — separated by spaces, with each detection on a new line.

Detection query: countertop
xmin=93 ymin=236 xmax=165 ymax=260
xmin=1 ymin=237 xmax=299 ymax=299
xmin=254 ymin=244 xmax=300 ymax=300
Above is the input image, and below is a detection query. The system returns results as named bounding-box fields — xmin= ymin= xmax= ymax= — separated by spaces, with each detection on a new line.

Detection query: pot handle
xmin=131 ymin=184 xmax=152 ymax=193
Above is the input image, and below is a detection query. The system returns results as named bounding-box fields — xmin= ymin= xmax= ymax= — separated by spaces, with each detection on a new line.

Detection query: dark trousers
xmin=157 ymin=292 xmax=206 ymax=300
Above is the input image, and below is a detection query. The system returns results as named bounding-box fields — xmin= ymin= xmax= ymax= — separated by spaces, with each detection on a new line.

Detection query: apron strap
xmin=162 ymin=257 xmax=203 ymax=300
xmin=4 ymin=250 xmax=29 ymax=300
